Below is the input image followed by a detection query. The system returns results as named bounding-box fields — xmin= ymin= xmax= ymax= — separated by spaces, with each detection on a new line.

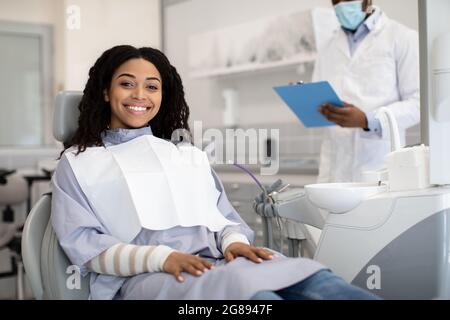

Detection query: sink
xmin=304 ymin=183 xmax=388 ymax=214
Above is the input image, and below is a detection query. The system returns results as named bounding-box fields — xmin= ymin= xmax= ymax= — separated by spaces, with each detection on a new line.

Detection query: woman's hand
xmin=163 ymin=252 xmax=213 ymax=283
xmin=224 ymin=243 xmax=274 ymax=264
xmin=319 ymin=102 xmax=368 ymax=129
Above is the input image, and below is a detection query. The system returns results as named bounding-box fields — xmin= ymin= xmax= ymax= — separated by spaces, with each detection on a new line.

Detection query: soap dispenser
xmin=222 ymin=88 xmax=239 ymax=128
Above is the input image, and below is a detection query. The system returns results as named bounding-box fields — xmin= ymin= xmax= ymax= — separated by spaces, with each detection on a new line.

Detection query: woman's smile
xmin=123 ymin=103 xmax=153 ymax=116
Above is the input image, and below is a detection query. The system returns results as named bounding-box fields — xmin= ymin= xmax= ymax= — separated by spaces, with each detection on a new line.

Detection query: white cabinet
xmin=188 ymin=8 xmax=338 ymax=79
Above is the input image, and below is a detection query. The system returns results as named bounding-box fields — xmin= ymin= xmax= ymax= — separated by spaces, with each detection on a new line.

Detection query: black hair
xmin=64 ymin=45 xmax=190 ymax=155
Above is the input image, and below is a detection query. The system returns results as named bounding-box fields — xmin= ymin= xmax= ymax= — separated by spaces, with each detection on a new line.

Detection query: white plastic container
xmin=386 ymin=145 xmax=431 ymax=192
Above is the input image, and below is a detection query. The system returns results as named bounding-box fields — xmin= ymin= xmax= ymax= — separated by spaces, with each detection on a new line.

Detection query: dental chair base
xmin=315 ymin=187 xmax=450 ymax=300
xmin=274 ymin=186 xmax=450 ymax=299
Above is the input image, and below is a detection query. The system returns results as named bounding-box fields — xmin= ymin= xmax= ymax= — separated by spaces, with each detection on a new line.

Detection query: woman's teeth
xmin=125 ymin=106 xmax=148 ymax=111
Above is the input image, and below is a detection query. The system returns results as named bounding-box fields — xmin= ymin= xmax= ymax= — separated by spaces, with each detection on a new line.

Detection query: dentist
xmin=313 ymin=0 xmax=420 ymax=182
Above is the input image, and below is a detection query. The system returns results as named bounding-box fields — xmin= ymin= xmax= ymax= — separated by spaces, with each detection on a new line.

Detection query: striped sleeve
xmin=86 ymin=244 xmax=175 ymax=276
xmin=221 ymin=232 xmax=250 ymax=254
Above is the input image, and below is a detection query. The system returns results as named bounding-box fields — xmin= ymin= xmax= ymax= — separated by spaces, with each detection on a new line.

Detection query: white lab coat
xmin=312 ymin=12 xmax=420 ymax=183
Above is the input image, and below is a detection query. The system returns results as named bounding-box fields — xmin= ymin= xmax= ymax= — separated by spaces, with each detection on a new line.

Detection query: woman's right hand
xmin=163 ymin=252 xmax=214 ymax=283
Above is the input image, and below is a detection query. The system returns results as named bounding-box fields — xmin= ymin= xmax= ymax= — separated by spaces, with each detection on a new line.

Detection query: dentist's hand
xmin=224 ymin=243 xmax=274 ymax=264
xmin=319 ymin=102 xmax=368 ymax=129
xmin=163 ymin=252 xmax=213 ymax=283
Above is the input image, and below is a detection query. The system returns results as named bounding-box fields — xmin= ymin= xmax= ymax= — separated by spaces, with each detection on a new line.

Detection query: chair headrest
xmin=53 ymin=91 xmax=82 ymax=143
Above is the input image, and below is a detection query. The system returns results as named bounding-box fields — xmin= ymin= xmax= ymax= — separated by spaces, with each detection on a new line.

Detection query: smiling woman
xmin=51 ymin=45 xmax=379 ymax=301
xmin=105 ymin=59 xmax=162 ymax=129
xmin=67 ymin=45 xmax=190 ymax=154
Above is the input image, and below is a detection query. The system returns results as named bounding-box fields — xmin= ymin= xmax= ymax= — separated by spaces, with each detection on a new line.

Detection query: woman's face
xmin=106 ymin=58 xmax=162 ymax=129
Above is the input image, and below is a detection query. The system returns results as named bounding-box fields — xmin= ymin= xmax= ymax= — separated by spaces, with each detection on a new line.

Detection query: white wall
xmin=64 ymin=0 xmax=162 ymax=90
xmin=0 ymin=0 xmax=57 ymax=24
xmin=0 ymin=0 xmax=162 ymax=122
xmin=377 ymin=0 xmax=418 ymax=30
xmin=164 ymin=0 xmax=419 ymax=129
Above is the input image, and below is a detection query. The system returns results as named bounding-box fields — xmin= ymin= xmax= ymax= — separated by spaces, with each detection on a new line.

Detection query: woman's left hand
xmin=224 ymin=243 xmax=274 ymax=264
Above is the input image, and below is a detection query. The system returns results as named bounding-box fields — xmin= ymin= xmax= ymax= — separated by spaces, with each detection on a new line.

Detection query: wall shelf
xmin=190 ymin=53 xmax=316 ymax=79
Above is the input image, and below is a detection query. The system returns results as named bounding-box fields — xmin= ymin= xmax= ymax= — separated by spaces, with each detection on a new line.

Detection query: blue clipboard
xmin=274 ymin=81 xmax=344 ymax=128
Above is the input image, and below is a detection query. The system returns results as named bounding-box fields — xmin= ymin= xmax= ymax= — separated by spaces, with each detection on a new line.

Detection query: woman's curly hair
xmin=64 ymin=45 xmax=190 ymax=155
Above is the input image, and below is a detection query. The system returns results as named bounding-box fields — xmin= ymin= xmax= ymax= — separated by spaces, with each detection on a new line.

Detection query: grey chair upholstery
xmin=53 ymin=91 xmax=82 ymax=143
xmin=22 ymin=91 xmax=89 ymax=299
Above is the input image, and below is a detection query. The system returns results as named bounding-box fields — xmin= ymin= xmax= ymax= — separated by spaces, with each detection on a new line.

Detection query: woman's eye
xmin=120 ymin=82 xmax=133 ymax=88
xmin=147 ymin=85 xmax=159 ymax=90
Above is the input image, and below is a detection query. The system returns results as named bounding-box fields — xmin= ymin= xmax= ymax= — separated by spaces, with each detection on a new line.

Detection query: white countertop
xmin=216 ymin=171 xmax=318 ymax=187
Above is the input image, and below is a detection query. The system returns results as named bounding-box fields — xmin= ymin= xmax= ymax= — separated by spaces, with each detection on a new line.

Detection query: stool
xmin=0 ymin=170 xmax=29 ymax=299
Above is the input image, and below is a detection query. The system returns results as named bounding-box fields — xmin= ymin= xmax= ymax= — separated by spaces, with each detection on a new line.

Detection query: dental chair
xmin=22 ymin=91 xmax=89 ymax=300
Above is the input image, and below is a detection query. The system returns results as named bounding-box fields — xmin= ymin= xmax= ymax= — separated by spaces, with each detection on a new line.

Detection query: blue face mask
xmin=335 ymin=1 xmax=367 ymax=31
